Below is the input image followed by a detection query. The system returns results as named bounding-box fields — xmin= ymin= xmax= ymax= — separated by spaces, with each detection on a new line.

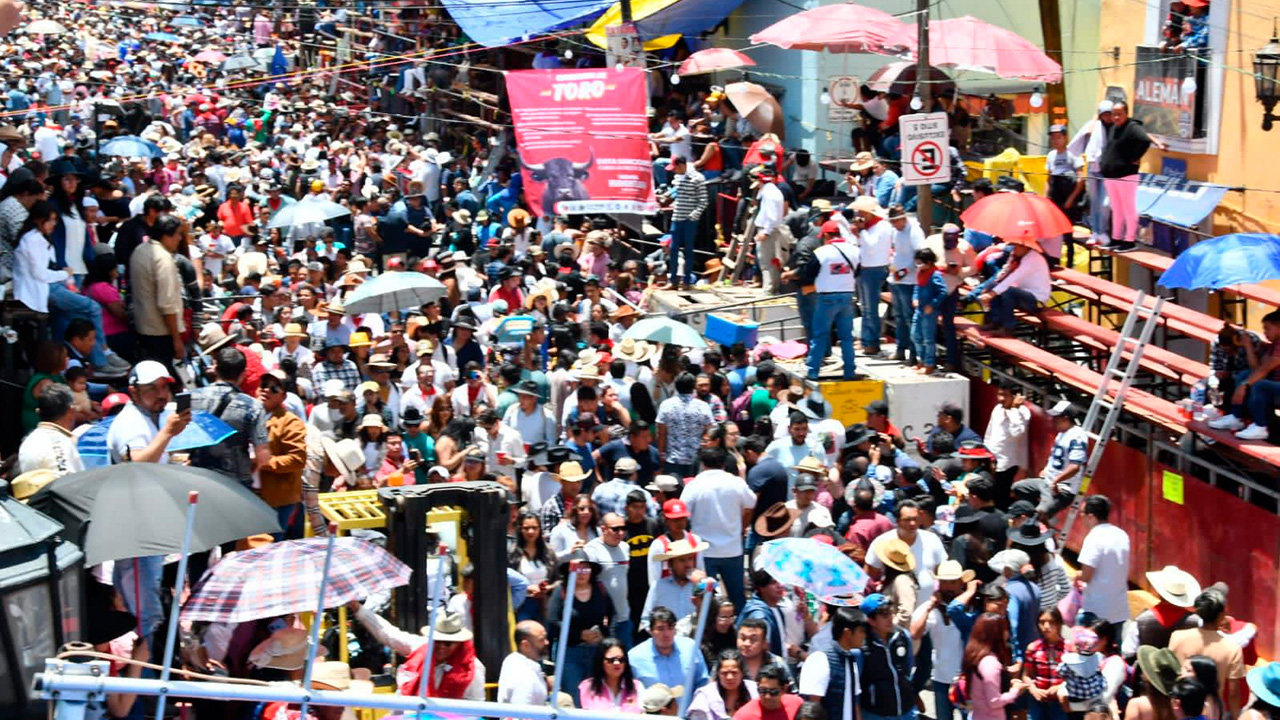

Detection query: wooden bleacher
xmin=1028 ymin=308 xmax=1211 ymax=388
xmin=1093 ymin=246 xmax=1280 ymax=322
xmin=1050 ymin=267 xmax=1223 ymax=344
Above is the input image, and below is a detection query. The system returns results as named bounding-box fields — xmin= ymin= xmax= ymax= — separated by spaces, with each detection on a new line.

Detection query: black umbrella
xmin=27 ymin=464 xmax=280 ymax=566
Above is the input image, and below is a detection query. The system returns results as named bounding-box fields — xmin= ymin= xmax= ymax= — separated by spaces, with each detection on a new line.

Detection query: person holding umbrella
xmin=977 ymin=241 xmax=1051 ymax=336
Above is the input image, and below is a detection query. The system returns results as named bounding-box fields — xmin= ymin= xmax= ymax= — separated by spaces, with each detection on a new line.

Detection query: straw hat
xmin=282 ymin=322 xmax=308 ymax=339
xmin=849 ymin=195 xmax=887 ymax=218
xmin=11 ymin=468 xmax=56 ymax=500
xmin=934 ymin=559 xmax=976 ymax=584
xmin=418 ymin=611 xmax=473 ymax=642
xmin=311 ymin=661 xmax=374 ymax=693
xmin=347 ymin=331 xmax=372 ymax=348
xmin=555 ymin=461 xmax=592 ymax=483
xmin=1145 ymin=565 xmax=1201 ymax=609
xmin=614 ymin=337 xmax=657 ymax=364
xmin=653 ymin=537 xmax=709 ymax=562
xmin=524 ymin=285 xmax=559 ymax=309
xmin=875 ymin=537 xmax=916 ymax=572
xmin=754 ymin=502 xmax=798 ymax=538
xmin=249 ymin=627 xmax=326 ymax=670
xmin=322 ymin=438 xmax=365 ymax=481
xmin=850 ymin=151 xmax=876 ymax=172
xmin=791 ymin=456 xmax=827 ymax=478
xmin=359 ymin=414 xmax=386 ymax=430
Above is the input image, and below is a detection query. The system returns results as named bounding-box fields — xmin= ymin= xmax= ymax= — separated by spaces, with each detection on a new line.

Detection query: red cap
xmin=811 ymin=534 xmax=836 ymax=546
xmin=663 ymin=499 xmax=690 ymax=519
xmin=102 ymin=392 xmax=131 ymax=413
xmin=821 ymin=220 xmax=841 ymax=236
xmin=386 ymin=257 xmax=405 ymax=270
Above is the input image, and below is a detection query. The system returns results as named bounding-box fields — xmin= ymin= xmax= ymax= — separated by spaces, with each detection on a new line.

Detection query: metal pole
xmin=679 ymin=578 xmax=718 ymax=716
xmin=621 ymin=0 xmax=633 ymax=23
xmin=154 ymin=491 xmax=199 ymax=720
xmin=418 ymin=544 xmax=450 ymax=718
xmin=915 ymin=0 xmax=933 ymax=234
xmin=550 ymin=561 xmax=581 ymax=703
xmin=299 ymin=524 xmax=340 ymax=719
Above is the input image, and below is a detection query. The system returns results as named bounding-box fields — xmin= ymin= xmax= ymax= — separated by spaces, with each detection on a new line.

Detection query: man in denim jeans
xmin=1208 ymin=309 xmax=1280 ymax=441
xmin=855 ymin=198 xmax=892 ymax=355
xmin=803 ymin=220 xmax=861 ymax=381
xmin=885 ymin=204 xmax=924 ymax=363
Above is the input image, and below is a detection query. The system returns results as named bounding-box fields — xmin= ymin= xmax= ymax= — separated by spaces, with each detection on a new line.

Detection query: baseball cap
xmin=860 ymin=593 xmax=891 ymax=615
xmin=820 ymin=219 xmax=841 ymax=236
xmin=645 ymin=474 xmax=681 ymax=494
xmin=795 ymin=473 xmax=818 ymax=491
xmin=662 ymin=499 xmax=690 ymax=519
xmin=129 ymin=360 xmax=173 ymax=386
xmin=322 ymin=379 xmax=347 ymax=399
xmin=941 ymin=223 xmax=961 ymax=235
xmin=864 ymin=399 xmax=889 ymax=417
xmin=1049 ymin=123 xmax=1067 ymax=134
xmin=1047 ymin=400 xmax=1074 ymax=417
xmin=614 ymin=457 xmax=639 ymax=475
xmin=1097 ymin=99 xmax=1115 ymax=114
xmin=1008 ymin=500 xmax=1038 ymax=518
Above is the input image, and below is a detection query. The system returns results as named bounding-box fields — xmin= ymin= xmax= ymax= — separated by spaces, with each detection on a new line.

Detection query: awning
xmin=1137 ymin=173 xmax=1229 ymax=228
xmin=441 ymin=0 xmax=614 ymax=48
xmin=586 ymin=0 xmax=747 ymax=51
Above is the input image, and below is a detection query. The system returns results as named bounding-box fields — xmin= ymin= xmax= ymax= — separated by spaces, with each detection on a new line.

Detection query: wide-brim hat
xmin=614 ymin=337 xmax=656 ymax=364
xmin=875 ymin=537 xmax=917 ymax=572
xmin=555 ymin=460 xmax=592 ymax=483
xmin=791 ymin=456 xmax=827 ymax=479
xmin=653 ymin=537 xmax=710 ymax=562
xmin=850 ymin=151 xmax=876 ymax=172
xmin=1009 ymin=519 xmax=1054 ymax=547
xmin=849 ymin=195 xmax=886 ymax=218
xmin=418 ymin=611 xmax=473 ymax=642
xmin=322 ymin=437 xmax=365 ymax=480
xmin=610 ymin=305 xmax=640 ymax=321
xmin=934 ymin=559 xmax=976 ymax=583
xmin=311 ymin=661 xmax=375 ymax=693
xmin=754 ymin=502 xmax=798 ymax=538
xmin=1247 ymin=663 xmax=1280 ymax=708
xmin=557 ymin=550 xmax=603 ymax=580
xmin=1137 ymin=646 xmax=1181 ymax=697
xmin=512 ymin=380 xmax=540 ymax=398
xmin=12 ymin=468 xmax=57 ymax=500
xmin=283 ymin=323 xmax=308 ymax=339
xmin=1145 ymin=565 xmax=1201 ymax=608
xmin=525 ymin=285 xmax=559 ymax=309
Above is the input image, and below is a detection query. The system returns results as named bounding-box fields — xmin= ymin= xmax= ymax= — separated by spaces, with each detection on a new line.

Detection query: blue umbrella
xmin=167 ymin=411 xmax=238 ymax=452
xmin=77 ymin=416 xmax=116 ymax=469
xmin=755 ymin=537 xmax=870 ymax=596
xmin=621 ymin=315 xmax=707 ymax=348
xmin=494 ymin=315 xmax=537 ymax=344
xmin=145 ymin=31 xmax=184 ymax=43
xmin=172 ymin=16 xmax=205 ymax=27
xmin=1159 ymin=233 xmax=1280 ymax=290
xmin=100 ymin=135 xmax=163 ymax=159
xmin=342 ymin=271 xmax=448 ymax=314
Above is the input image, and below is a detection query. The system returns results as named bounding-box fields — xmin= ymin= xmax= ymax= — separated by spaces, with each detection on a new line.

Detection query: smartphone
xmin=174 ymin=392 xmax=192 ymax=413
xmin=409 ymin=448 xmax=422 ymax=462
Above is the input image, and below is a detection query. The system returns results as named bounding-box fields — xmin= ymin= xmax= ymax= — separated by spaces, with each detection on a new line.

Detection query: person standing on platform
xmin=751 ymin=166 xmax=787 ymax=294
xmin=1069 ymin=101 xmax=1114 ymax=246
xmin=1100 ymin=100 xmax=1165 ymax=252
xmin=802 ymin=220 xmax=860 ymax=382
xmin=668 ymin=156 xmax=707 ymax=289
xmin=885 ymin=204 xmax=924 ymax=365
xmin=1044 ymin=124 xmax=1086 ymax=268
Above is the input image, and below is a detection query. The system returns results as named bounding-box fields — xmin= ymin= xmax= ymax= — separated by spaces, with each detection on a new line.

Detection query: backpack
xmin=729 ymin=387 xmax=756 ymax=435
xmin=949 ymin=672 xmax=973 ymax=711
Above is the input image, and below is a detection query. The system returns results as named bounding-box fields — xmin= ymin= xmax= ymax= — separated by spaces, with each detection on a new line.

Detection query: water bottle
xmin=1207 ymin=375 xmax=1223 ymax=407
xmin=1190 ymin=378 xmax=1207 ymax=422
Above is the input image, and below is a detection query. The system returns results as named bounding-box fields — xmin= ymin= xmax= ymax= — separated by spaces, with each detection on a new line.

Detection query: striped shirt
xmin=671 ymin=168 xmax=708 ymax=222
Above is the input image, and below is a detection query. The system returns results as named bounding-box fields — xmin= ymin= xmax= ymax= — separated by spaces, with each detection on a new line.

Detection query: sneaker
xmin=104 ymin=353 xmax=132 ymax=372
xmin=1207 ymin=414 xmax=1244 ymax=431
xmin=1235 ymin=424 xmax=1270 ymax=440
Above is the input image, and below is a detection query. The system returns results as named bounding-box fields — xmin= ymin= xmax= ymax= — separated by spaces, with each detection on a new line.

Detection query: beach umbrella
xmin=890 ymin=15 xmax=1062 ymax=82
xmin=724 ymin=81 xmax=785 ymax=139
xmin=100 ymin=135 xmax=163 ymax=159
xmin=749 ymin=3 xmax=906 ymax=53
xmin=23 ymin=19 xmax=69 ymax=35
xmin=678 ymin=48 xmax=755 ymax=76
xmin=865 ymin=61 xmax=955 ymax=96
xmin=181 ymin=538 xmax=412 ymax=623
xmin=960 ymin=192 xmax=1072 ymax=244
xmin=622 ymin=316 xmax=708 ymax=348
xmin=266 ymin=199 xmax=351 ymax=229
xmin=27 ymin=464 xmax=279 ymax=565
xmin=1159 ymin=234 xmax=1280 ymax=290
xmin=342 ymin=271 xmax=448 ymax=314
xmin=755 ymin=537 xmax=870 ymax=597
xmin=222 ymin=55 xmax=260 ymax=72
xmin=172 ymin=15 xmax=206 ymax=28
xmin=166 ymin=411 xmax=237 ymax=452
xmin=192 ymin=49 xmax=227 ymax=64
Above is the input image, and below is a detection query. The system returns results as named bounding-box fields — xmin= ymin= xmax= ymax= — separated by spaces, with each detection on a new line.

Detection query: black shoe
xmin=1111 ymin=241 xmax=1138 ymax=253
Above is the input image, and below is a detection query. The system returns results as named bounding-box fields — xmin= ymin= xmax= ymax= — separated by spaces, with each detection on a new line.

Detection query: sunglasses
xmin=758 ymin=688 xmax=782 ymax=697
xmin=605 ymin=525 xmax=627 ymax=532
xmin=604 ymin=657 xmax=627 ymax=665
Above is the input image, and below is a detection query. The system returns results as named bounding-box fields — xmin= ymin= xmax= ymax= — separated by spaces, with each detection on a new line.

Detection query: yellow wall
xmin=1097 ymin=0 xmax=1280 ymax=325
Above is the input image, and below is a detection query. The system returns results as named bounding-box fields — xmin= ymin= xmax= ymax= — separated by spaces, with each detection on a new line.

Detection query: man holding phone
xmin=934 ymin=223 xmax=976 ymax=373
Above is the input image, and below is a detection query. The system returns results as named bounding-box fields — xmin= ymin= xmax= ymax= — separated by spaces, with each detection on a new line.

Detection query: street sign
xmin=827 ymin=76 xmax=860 ymax=123
xmin=899 ymin=112 xmax=950 ymax=186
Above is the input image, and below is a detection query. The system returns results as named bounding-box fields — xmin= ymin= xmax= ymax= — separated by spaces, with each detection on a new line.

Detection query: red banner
xmin=505 ymin=67 xmax=657 ymax=217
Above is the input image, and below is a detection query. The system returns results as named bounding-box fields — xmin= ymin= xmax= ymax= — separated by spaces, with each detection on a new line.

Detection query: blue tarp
xmin=628 ymin=0 xmax=747 ymax=43
xmin=440 ymin=0 xmax=615 ymax=48
xmin=1137 ymin=172 xmax=1229 ymax=228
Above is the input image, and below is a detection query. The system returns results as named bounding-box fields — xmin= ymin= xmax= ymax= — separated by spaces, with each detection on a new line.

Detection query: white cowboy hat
xmin=614 ymin=337 xmax=657 ymax=364
xmin=418 ymin=611 xmax=472 ymax=642
xmin=652 ymin=537 xmax=709 ymax=562
xmin=1145 ymin=565 xmax=1201 ymax=609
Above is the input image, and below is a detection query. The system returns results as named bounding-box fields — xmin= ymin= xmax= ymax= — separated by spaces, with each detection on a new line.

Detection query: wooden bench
xmin=1033 ymin=308 xmax=1211 ymax=388
xmin=1093 ymin=245 xmax=1280 ymax=323
xmin=1050 ymin=267 xmax=1223 ymax=345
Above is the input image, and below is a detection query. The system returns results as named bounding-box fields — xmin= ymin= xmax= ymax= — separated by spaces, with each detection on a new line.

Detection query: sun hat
xmin=614 ymin=337 xmax=657 ymax=364
xmin=875 ymin=537 xmax=917 ymax=572
xmin=646 ymin=475 xmax=682 ymax=494
xmin=850 ymin=151 xmax=876 ymax=172
xmin=791 ymin=456 xmax=827 ymax=480
xmin=1144 ymin=565 xmax=1201 ymax=609
xmin=849 ymin=195 xmax=886 ymax=218
xmin=249 ymin=627 xmax=327 ymax=670
xmin=11 ymin=469 xmax=56 ymax=501
xmin=754 ymin=502 xmax=798 ymax=538
xmin=653 ymin=537 xmax=710 ymax=562
xmin=640 ymin=684 xmax=683 ymax=713
xmin=934 ymin=559 xmax=976 ymax=584
xmin=1137 ymin=646 xmax=1181 ymax=696
xmin=556 ymin=461 xmax=592 ymax=483
xmin=418 ymin=611 xmax=473 ymax=642
xmin=311 ymin=661 xmax=374 ymax=693
xmin=1010 ymin=519 xmax=1054 ymax=547
xmin=282 ymin=322 xmax=308 ymax=339
xmin=1247 ymin=662 xmax=1280 ymax=708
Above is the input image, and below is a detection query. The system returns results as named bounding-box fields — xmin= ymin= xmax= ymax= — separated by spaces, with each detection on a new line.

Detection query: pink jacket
xmin=577 ymin=679 xmax=645 ymax=713
xmin=969 ymin=655 xmax=1021 ymax=720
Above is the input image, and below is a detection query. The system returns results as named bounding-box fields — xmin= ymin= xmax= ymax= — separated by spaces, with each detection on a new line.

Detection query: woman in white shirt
xmin=549 ymin=494 xmax=600 ymax=562
xmin=509 ymin=510 xmax=559 ymax=624
xmin=49 ymin=162 xmax=92 ymax=281
xmin=13 ymin=200 xmax=69 ymax=313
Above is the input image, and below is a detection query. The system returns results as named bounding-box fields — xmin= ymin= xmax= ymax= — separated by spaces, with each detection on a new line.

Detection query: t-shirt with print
xmin=655 ymin=394 xmax=714 ymax=465
xmin=625 ymin=516 xmax=662 ymax=625
xmin=1043 ymin=426 xmax=1089 ymax=491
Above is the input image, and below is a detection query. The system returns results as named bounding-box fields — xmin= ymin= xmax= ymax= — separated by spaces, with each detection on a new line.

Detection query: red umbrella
xmin=960 ymin=192 xmax=1071 ymax=245
xmin=678 ymin=47 xmax=755 ymax=76
xmin=890 ymin=15 xmax=1062 ymax=82
xmin=749 ymin=3 xmax=906 ymax=53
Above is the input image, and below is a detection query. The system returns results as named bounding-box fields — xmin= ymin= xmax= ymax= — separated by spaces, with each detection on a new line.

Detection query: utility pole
xmin=1038 ymin=0 xmax=1068 ymax=126
xmin=915 ymin=0 xmax=932 ymax=233
xmin=621 ymin=0 xmax=632 ymax=23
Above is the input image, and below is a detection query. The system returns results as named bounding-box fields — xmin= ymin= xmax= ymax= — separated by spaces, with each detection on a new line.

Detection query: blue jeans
xmin=797 ymin=291 xmax=816 ymax=343
xmin=48 ymin=282 xmax=109 ymax=367
xmin=891 ymin=283 xmax=917 ymax=361
xmin=939 ymin=290 xmax=961 ymax=367
xmin=1231 ymin=370 xmax=1280 ymax=427
xmin=988 ymin=287 xmax=1041 ymax=330
xmin=558 ymin=644 xmax=595 ymax=706
xmin=670 ymin=219 xmax=698 ymax=285
xmin=612 ymin=619 xmax=634 ymax=650
xmin=114 ymin=555 xmax=165 ymax=641
xmin=808 ymin=292 xmax=856 ymax=380
xmin=934 ymin=681 xmax=967 ymax=720
xmin=653 ymin=158 xmax=671 ymax=187
xmin=858 ymin=266 xmax=890 ymax=349
xmin=704 ymin=555 xmax=745 ymax=611
xmin=911 ymin=309 xmax=938 ymax=367
xmin=274 ymin=503 xmax=303 ymax=541
xmin=1087 ymin=174 xmax=1109 ymax=235
xmin=1029 ymin=698 xmax=1068 ymax=720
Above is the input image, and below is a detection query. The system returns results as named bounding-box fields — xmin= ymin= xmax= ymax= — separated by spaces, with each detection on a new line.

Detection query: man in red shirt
xmin=733 ymin=665 xmax=803 ymax=720
xmin=863 ymin=400 xmax=904 ymax=447
xmin=218 ymin=183 xmax=255 ymax=242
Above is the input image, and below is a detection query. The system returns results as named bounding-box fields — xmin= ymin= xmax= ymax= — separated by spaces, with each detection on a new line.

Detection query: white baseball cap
xmin=322 ymin=378 xmax=347 ymax=399
xmin=129 ymin=360 xmax=173 ymax=386
xmin=1097 ymin=100 xmax=1115 ymax=114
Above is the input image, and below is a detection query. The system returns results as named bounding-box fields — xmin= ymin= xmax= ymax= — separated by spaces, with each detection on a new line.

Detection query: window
xmin=1139 ymin=0 xmax=1229 ymax=154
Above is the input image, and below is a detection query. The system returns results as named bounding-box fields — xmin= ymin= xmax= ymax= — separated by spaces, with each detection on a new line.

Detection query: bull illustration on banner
xmin=520 ymin=152 xmax=594 ymax=216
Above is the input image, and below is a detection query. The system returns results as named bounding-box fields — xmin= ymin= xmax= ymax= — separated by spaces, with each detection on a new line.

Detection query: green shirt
xmin=749 ymin=387 xmax=777 ymax=421
xmin=403 ymin=431 xmax=435 ymax=484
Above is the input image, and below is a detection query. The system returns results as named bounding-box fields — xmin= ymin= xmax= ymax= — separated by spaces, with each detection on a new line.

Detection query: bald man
xmin=498 ymin=621 xmax=549 ymax=709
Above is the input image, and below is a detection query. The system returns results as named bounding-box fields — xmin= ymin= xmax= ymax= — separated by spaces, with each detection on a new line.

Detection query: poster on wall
xmin=1132 ymin=46 xmax=1196 ymax=139
xmin=505 ymin=67 xmax=657 ymax=216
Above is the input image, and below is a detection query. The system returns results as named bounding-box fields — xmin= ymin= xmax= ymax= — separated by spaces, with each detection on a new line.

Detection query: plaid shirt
xmin=1024 ymin=639 xmax=1064 ymax=690
xmin=190 ymin=382 xmax=268 ymax=483
xmin=1058 ymin=659 xmax=1107 ymax=701
xmin=1210 ymin=330 xmax=1261 ymax=374
xmin=540 ymin=492 xmax=568 ymax=537
xmin=312 ymin=358 xmax=361 ymax=392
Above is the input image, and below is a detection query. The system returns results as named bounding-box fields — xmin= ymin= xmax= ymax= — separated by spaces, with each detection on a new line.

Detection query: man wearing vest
xmin=783 ymin=202 xmax=836 ymax=344
xmin=802 ymin=220 xmax=861 ymax=381
xmin=799 ymin=606 xmax=869 ymax=720
xmin=860 ymin=593 xmax=917 ymax=720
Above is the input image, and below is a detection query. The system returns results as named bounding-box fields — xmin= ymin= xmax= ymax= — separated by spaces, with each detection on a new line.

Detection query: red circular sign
xmin=911 ymin=140 xmax=944 ymax=177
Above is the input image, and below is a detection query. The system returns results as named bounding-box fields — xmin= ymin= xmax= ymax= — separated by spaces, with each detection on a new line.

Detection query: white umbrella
xmin=266 ymin=199 xmax=351 ymax=229
xmin=622 ymin=316 xmax=708 ymax=348
xmin=221 ymin=55 xmax=260 ymax=72
xmin=24 ymin=19 xmax=69 ymax=35
xmin=343 ymin=272 xmax=448 ymax=315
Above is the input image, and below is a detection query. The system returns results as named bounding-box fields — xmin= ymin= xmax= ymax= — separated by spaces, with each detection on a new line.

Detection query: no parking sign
xmin=899 ymin=112 xmax=950 ymax=186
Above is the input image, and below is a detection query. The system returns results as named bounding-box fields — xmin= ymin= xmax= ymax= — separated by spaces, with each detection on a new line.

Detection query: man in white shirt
xmin=980 ymin=244 xmax=1051 ymax=334
xmin=17 ymin=383 xmax=85 ymax=476
xmin=1077 ymin=495 xmax=1131 ymax=634
xmin=497 ymin=621 xmax=549 ymax=713
xmin=984 ymin=380 xmax=1031 ymax=506
xmin=751 ymin=166 xmax=787 ymax=294
xmin=106 ymin=361 xmax=191 ymax=465
xmin=650 ymin=110 xmax=692 ymax=186
xmin=786 ymin=469 xmax=834 ymax=537
xmin=907 ymin=561 xmax=971 ymax=720
xmin=864 ymin=499 xmax=947 ymax=607
xmin=856 ymin=201 xmax=893 ymax=355
xmin=475 ymin=408 xmax=527 ymax=484
xmin=885 ymin=204 xmax=925 ymax=363
xmin=681 ymin=446 xmax=757 ymax=610
xmin=799 ymin=606 xmax=868 ymax=720
xmin=501 ymin=380 xmax=558 ymax=448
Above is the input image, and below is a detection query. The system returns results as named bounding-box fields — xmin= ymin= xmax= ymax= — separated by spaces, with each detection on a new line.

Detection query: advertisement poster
xmin=505 ymin=67 xmax=657 ymax=216
xmin=1132 ymin=46 xmax=1197 ymax=139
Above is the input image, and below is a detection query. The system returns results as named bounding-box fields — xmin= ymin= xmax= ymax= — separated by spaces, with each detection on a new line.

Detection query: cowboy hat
xmin=754 ymin=502 xmax=798 ymax=538
xmin=875 ymin=537 xmax=916 ymax=572
xmin=572 ymin=364 xmax=603 ymax=380
xmin=1248 ymin=663 xmax=1280 ymax=708
xmin=419 ymin=611 xmax=473 ymax=642
xmin=791 ymin=456 xmax=827 ymax=478
xmin=322 ymin=437 xmax=365 ymax=481
xmin=653 ymin=537 xmax=710 ymax=562
xmin=610 ymin=305 xmax=640 ymax=321
xmin=347 ymin=331 xmax=372 ymax=348
xmin=934 ymin=559 xmax=976 ymax=584
xmin=451 ymin=208 xmax=472 ymax=224
xmin=512 ymin=379 xmax=541 ymax=398
xmin=1009 ymin=519 xmax=1054 ymax=547
xmin=508 ymin=208 xmax=531 ymax=227
xmin=12 ymin=468 xmax=56 ymax=501
xmin=326 ymin=301 xmax=348 ymax=316
xmin=640 ymin=684 xmax=684 ymax=713
xmin=282 ymin=323 xmax=308 ymax=339
xmin=366 ymin=353 xmax=396 ymax=370
xmin=849 ymin=195 xmax=886 ymax=218
xmin=556 ymin=461 xmax=592 ymax=483
xmin=198 ymin=323 xmax=241 ymax=354
xmin=1145 ymin=565 xmax=1201 ymax=609
xmin=525 ymin=284 xmax=559 ymax=309
xmin=311 ymin=661 xmax=375 ymax=693
xmin=849 ymin=151 xmax=876 ymax=172
xmin=614 ymin=337 xmax=657 ymax=364
xmin=698 ymin=257 xmax=725 ymax=276
xmin=249 ymin=627 xmax=327 ymax=670
xmin=1137 ymin=646 xmax=1181 ymax=697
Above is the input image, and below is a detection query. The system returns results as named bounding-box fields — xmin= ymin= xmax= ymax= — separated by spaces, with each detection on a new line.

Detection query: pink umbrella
xmin=192 ymin=49 xmax=228 ymax=64
xmin=749 ymin=3 xmax=907 ymax=53
xmin=678 ymin=47 xmax=755 ymax=76
xmin=891 ymin=15 xmax=1062 ymax=82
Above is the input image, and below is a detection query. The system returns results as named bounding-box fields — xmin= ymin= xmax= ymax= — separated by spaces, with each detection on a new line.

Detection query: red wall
xmin=970 ymin=380 xmax=1280 ymax=659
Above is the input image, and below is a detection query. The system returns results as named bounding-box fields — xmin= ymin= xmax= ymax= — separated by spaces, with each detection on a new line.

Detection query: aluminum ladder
xmin=1057 ymin=290 xmax=1166 ymax=541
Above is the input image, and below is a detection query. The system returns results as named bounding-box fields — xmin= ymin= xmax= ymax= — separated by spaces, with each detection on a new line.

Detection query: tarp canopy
xmin=1137 ymin=173 xmax=1229 ymax=228
xmin=586 ymin=0 xmax=747 ymax=51
xmin=441 ymin=0 xmax=614 ymax=48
